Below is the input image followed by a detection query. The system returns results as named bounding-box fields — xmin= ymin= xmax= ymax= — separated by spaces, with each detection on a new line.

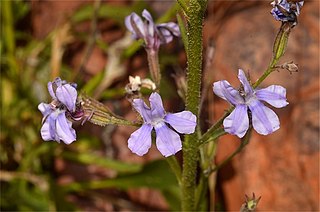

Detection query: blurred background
xmin=1 ymin=0 xmax=319 ymax=211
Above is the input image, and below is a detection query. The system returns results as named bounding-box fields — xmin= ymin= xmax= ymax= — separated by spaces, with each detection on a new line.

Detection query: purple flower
xmin=38 ymin=78 xmax=78 ymax=144
xmin=125 ymin=9 xmax=180 ymax=51
xmin=213 ymin=69 xmax=288 ymax=138
xmin=271 ymin=0 xmax=304 ymax=23
xmin=128 ymin=92 xmax=196 ymax=157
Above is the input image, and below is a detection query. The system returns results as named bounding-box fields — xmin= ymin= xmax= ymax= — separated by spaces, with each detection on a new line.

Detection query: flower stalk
xmin=205 ymin=128 xmax=252 ymax=176
xmin=253 ymin=22 xmax=291 ymax=88
xmin=166 ymin=156 xmax=182 ymax=185
xmin=146 ymin=49 xmax=161 ymax=89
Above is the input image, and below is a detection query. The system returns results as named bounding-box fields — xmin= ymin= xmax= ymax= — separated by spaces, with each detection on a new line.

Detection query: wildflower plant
xmin=36 ymin=1 xmax=305 ymax=211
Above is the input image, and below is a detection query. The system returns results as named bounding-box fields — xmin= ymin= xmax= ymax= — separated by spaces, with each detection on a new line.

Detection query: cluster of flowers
xmin=38 ymin=2 xmax=302 ymax=156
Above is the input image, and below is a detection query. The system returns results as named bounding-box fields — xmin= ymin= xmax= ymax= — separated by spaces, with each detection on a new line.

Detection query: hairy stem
xmin=182 ymin=0 xmax=207 ymax=211
xmin=146 ymin=49 xmax=161 ymax=89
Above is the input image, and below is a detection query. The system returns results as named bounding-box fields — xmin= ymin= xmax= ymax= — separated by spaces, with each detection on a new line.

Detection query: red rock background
xmin=205 ymin=1 xmax=319 ymax=211
xmin=29 ymin=0 xmax=319 ymax=211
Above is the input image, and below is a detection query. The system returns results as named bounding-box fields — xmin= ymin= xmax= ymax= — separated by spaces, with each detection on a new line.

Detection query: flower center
xmin=151 ymin=117 xmax=164 ymax=127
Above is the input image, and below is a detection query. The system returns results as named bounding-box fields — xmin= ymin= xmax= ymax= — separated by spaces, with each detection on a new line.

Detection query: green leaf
xmin=61 ymin=151 xmax=142 ymax=173
xmin=71 ymin=2 xmax=147 ymax=24
xmin=177 ymin=13 xmax=188 ymax=54
xmin=81 ymin=70 xmax=104 ymax=95
xmin=63 ymin=159 xmax=178 ymax=192
xmin=162 ymin=186 xmax=181 ymax=211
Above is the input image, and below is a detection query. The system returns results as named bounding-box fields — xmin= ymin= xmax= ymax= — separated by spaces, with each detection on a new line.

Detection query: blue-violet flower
xmin=271 ymin=0 xmax=304 ymax=23
xmin=128 ymin=92 xmax=196 ymax=157
xmin=38 ymin=78 xmax=78 ymax=144
xmin=213 ymin=69 xmax=288 ymax=138
xmin=125 ymin=9 xmax=180 ymax=51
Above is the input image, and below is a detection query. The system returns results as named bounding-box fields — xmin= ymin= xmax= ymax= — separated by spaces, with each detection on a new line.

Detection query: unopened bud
xmin=275 ymin=61 xmax=299 ymax=74
xmin=240 ymin=193 xmax=261 ymax=212
xmin=282 ymin=61 xmax=299 ymax=73
xmin=273 ymin=22 xmax=291 ymax=60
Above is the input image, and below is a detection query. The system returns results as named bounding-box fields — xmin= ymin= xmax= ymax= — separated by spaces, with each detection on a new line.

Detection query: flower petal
xmin=38 ymin=103 xmax=52 ymax=120
xmin=128 ymin=124 xmax=153 ymax=156
xmin=132 ymin=99 xmax=152 ymax=123
xmin=157 ymin=22 xmax=180 ymax=44
xmin=149 ymin=92 xmax=166 ymax=119
xmin=155 ymin=123 xmax=182 ymax=157
xmin=40 ymin=117 xmax=55 ymax=141
xmin=157 ymin=22 xmax=180 ymax=37
xmin=56 ymin=84 xmax=77 ymax=112
xmin=248 ymin=99 xmax=280 ymax=135
xmin=157 ymin=27 xmax=173 ymax=44
xmin=56 ymin=112 xmax=76 ymax=144
xmin=255 ymin=85 xmax=289 ymax=108
xmin=48 ymin=113 xmax=59 ymax=141
xmin=238 ymin=69 xmax=254 ymax=95
xmin=142 ymin=9 xmax=155 ymax=38
xmin=213 ymin=80 xmax=244 ymax=105
xmin=223 ymin=104 xmax=249 ymax=138
xmin=164 ymin=111 xmax=196 ymax=134
xmin=47 ymin=81 xmax=56 ymax=99
xmin=125 ymin=12 xmax=145 ymax=39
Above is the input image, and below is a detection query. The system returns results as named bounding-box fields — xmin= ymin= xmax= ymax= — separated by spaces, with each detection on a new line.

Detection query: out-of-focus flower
xmin=271 ymin=0 xmax=304 ymax=24
xmin=125 ymin=76 xmax=156 ymax=94
xmin=38 ymin=78 xmax=78 ymax=144
xmin=128 ymin=92 xmax=196 ymax=157
xmin=213 ymin=69 xmax=288 ymax=138
xmin=125 ymin=9 xmax=180 ymax=51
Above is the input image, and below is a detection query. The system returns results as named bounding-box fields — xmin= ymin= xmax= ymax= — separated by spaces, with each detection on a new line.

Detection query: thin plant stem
xmin=199 ymin=108 xmax=233 ymax=144
xmin=146 ymin=49 xmax=161 ymax=89
xmin=73 ymin=0 xmax=101 ymax=81
xmin=195 ymin=174 xmax=208 ymax=210
xmin=2 ymin=0 xmax=19 ymax=77
xmin=252 ymin=59 xmax=278 ymax=89
xmin=205 ymin=128 xmax=252 ymax=176
xmin=166 ymin=156 xmax=182 ymax=185
xmin=253 ymin=22 xmax=291 ymax=88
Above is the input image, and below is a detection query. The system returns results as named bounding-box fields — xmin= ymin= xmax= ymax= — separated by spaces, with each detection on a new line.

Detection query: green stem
xmin=205 ymin=129 xmax=252 ymax=175
xmin=252 ymin=59 xmax=278 ymax=89
xmin=199 ymin=108 xmax=233 ymax=144
xmin=195 ymin=174 xmax=208 ymax=210
xmin=74 ymin=0 xmax=101 ymax=81
xmin=177 ymin=0 xmax=188 ymax=14
xmin=182 ymin=0 xmax=207 ymax=211
xmin=2 ymin=0 xmax=18 ymax=77
xmin=166 ymin=156 xmax=182 ymax=185
xmin=253 ymin=22 xmax=291 ymax=88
